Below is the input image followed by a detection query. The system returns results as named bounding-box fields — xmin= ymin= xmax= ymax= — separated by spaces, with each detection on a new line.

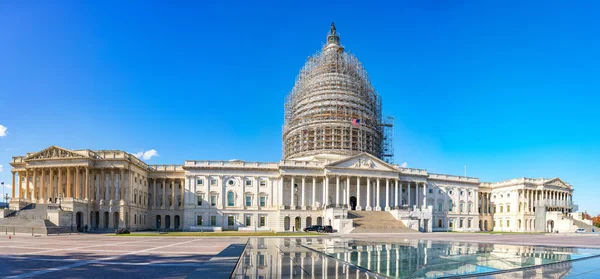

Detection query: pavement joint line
xmin=5 ymin=238 xmax=205 ymax=279
xmin=15 ymin=239 xmax=151 ymax=255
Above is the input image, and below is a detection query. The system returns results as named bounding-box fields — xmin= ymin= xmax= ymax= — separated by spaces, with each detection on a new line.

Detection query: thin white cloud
xmin=133 ymin=149 xmax=159 ymax=160
xmin=5 ymin=148 xmax=12 ymax=151
xmin=0 ymin=125 xmax=7 ymax=137
xmin=400 ymin=162 xmax=407 ymax=168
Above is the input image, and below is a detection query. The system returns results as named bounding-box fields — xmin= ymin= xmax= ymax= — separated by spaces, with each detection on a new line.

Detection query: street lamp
xmin=4 ymin=193 xmax=9 ymax=209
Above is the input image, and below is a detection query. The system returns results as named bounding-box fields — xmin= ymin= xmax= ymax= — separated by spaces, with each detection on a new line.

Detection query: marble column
xmin=336 ymin=176 xmax=340 ymax=206
xmin=312 ymin=177 xmax=316 ymax=208
xmin=181 ymin=177 xmax=185 ymax=208
xmin=66 ymin=167 xmax=71 ymax=198
xmin=346 ymin=177 xmax=350 ymax=207
xmin=40 ymin=169 xmax=45 ymax=202
xmin=323 ymin=176 xmax=328 ymax=206
xmin=385 ymin=178 xmax=390 ymax=211
xmin=301 ymin=177 xmax=306 ymax=208
xmin=407 ymin=182 xmax=411 ymax=208
xmin=171 ymin=179 xmax=176 ymax=209
xmin=32 ymin=169 xmax=37 ymax=202
xmin=85 ymin=167 xmax=89 ymax=200
xmin=278 ymin=176 xmax=283 ymax=208
xmin=58 ymin=168 xmax=63 ymax=199
xmin=366 ymin=178 xmax=371 ymax=210
xmin=75 ymin=166 xmax=80 ymax=199
xmin=25 ymin=170 xmax=30 ymax=200
xmin=290 ymin=176 xmax=295 ymax=208
xmin=376 ymin=178 xmax=381 ymax=211
xmin=162 ymin=178 xmax=166 ymax=208
xmin=356 ymin=177 xmax=362 ymax=210
xmin=394 ymin=179 xmax=399 ymax=208
xmin=422 ymin=182 xmax=427 ymax=209
xmin=153 ymin=179 xmax=157 ymax=208
xmin=120 ymin=169 xmax=125 ymax=202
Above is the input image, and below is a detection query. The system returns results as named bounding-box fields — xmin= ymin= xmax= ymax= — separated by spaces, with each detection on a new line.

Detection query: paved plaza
xmin=0 ymin=234 xmax=246 ymax=279
xmin=1 ymin=233 xmax=600 ymax=278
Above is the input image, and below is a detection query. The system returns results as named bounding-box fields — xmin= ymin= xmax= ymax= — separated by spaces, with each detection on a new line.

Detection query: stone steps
xmin=348 ymin=210 xmax=418 ymax=233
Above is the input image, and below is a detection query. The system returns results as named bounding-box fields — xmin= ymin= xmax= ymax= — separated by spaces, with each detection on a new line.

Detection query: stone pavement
xmin=0 ymin=234 xmax=246 ymax=279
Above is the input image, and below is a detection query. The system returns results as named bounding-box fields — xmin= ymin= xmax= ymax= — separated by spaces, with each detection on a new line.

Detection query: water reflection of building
xmin=232 ymin=238 xmax=575 ymax=279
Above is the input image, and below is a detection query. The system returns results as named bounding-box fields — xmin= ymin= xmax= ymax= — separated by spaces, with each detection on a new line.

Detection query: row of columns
xmin=150 ymin=178 xmax=184 ymax=209
xmin=281 ymin=175 xmax=428 ymax=211
xmin=11 ymin=167 xmax=129 ymax=203
xmin=522 ymin=189 xmax=573 ymax=212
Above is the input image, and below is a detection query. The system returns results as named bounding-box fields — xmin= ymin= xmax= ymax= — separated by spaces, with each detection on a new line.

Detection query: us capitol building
xmin=7 ymin=24 xmax=582 ymax=234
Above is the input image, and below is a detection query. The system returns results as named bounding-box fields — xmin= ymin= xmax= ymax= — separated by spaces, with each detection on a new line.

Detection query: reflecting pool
xmin=230 ymin=237 xmax=600 ymax=278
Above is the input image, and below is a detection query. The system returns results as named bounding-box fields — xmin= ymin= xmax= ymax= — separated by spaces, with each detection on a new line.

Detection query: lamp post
xmin=4 ymin=193 xmax=9 ymax=209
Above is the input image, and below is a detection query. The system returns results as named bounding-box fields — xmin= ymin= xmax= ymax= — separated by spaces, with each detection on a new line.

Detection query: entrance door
xmin=174 ymin=215 xmax=180 ymax=230
xmin=76 ymin=212 xmax=83 ymax=232
xmin=350 ymin=196 xmax=357 ymax=210
xmin=165 ymin=215 xmax=171 ymax=229
xmin=294 ymin=217 xmax=301 ymax=231
xmin=156 ymin=215 xmax=162 ymax=229
xmin=228 ymin=216 xmax=235 ymax=230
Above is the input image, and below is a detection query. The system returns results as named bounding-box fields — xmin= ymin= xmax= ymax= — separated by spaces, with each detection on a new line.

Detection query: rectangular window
xmin=197 ymin=216 xmax=203 ymax=226
xmin=460 ymin=219 xmax=464 ymax=228
xmin=468 ymin=204 xmax=472 ymax=213
xmin=245 ymin=215 xmax=251 ymax=226
xmin=210 ymin=179 xmax=217 ymax=186
xmin=259 ymin=216 xmax=266 ymax=227
xmin=258 ymin=254 xmax=265 ymax=267
xmin=428 ymin=189 xmax=433 ymax=194
xmin=210 ymin=195 xmax=217 ymax=206
xmin=259 ymin=196 xmax=266 ymax=207
xmin=438 ymin=202 xmax=442 ymax=212
xmin=260 ymin=181 xmax=266 ymax=187
xmin=245 ymin=195 xmax=252 ymax=206
xmin=468 ymin=219 xmax=472 ymax=228
xmin=210 ymin=216 xmax=217 ymax=226
xmin=197 ymin=179 xmax=203 ymax=185
xmin=246 ymin=180 xmax=252 ymax=186
xmin=197 ymin=194 xmax=203 ymax=206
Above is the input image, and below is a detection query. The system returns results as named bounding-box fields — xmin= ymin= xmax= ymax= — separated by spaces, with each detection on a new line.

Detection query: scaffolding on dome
xmin=282 ymin=23 xmax=388 ymax=161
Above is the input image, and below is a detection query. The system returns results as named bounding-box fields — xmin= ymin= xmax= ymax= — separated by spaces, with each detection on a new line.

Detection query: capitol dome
xmin=282 ymin=23 xmax=383 ymax=161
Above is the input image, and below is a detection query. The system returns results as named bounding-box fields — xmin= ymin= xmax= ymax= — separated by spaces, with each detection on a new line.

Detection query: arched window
xmin=507 ymin=205 xmax=511 ymax=213
xmin=227 ymin=191 xmax=235 ymax=206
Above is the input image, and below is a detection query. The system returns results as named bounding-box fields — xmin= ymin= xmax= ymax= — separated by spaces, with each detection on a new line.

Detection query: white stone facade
xmin=9 ymin=147 xmax=576 ymax=233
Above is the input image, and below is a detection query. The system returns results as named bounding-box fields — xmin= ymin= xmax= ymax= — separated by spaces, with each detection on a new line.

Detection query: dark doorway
xmin=103 ymin=212 xmax=109 ymax=228
xmin=76 ymin=212 xmax=83 ymax=232
xmin=174 ymin=215 xmax=180 ymax=230
xmin=165 ymin=215 xmax=171 ymax=230
xmin=350 ymin=196 xmax=357 ymax=210
xmin=156 ymin=215 xmax=162 ymax=229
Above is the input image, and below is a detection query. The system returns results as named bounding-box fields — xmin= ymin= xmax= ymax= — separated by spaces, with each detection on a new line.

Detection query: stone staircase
xmin=572 ymin=219 xmax=596 ymax=232
xmin=0 ymin=203 xmax=72 ymax=235
xmin=0 ymin=218 xmax=70 ymax=235
xmin=348 ymin=210 xmax=418 ymax=233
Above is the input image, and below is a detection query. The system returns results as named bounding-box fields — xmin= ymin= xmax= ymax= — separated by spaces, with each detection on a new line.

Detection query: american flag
xmin=351 ymin=118 xmax=361 ymax=127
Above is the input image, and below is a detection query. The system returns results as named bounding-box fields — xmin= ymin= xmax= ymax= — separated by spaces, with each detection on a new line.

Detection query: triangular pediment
xmin=25 ymin=146 xmax=88 ymax=160
xmin=544 ymin=178 xmax=571 ymax=188
xmin=326 ymin=153 xmax=398 ymax=172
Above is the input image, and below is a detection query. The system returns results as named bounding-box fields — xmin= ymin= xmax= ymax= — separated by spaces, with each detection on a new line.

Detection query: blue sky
xmin=0 ymin=1 xmax=598 ymax=214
